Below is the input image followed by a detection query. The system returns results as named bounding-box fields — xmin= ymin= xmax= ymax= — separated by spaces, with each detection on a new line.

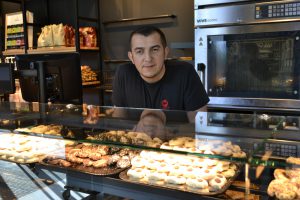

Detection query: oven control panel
xmin=255 ymin=2 xmax=300 ymax=19
xmin=254 ymin=142 xmax=299 ymax=157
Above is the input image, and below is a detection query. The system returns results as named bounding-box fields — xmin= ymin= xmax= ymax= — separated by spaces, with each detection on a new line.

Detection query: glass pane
xmin=207 ymin=31 xmax=300 ymax=99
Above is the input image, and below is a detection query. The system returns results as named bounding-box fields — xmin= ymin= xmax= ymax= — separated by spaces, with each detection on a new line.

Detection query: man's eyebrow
xmin=133 ymin=47 xmax=144 ymax=51
xmin=150 ymin=45 xmax=161 ymax=49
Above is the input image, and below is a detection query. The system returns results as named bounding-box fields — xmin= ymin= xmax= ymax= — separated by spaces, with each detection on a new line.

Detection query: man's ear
xmin=128 ymin=51 xmax=134 ymax=64
xmin=164 ymin=47 xmax=170 ymax=59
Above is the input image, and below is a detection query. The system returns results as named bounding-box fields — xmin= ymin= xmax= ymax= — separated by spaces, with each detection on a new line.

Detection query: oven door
xmin=195 ymin=22 xmax=300 ymax=110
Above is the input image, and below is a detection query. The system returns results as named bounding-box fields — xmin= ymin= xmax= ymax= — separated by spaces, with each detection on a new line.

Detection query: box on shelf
xmin=5 ymin=11 xmax=33 ymax=51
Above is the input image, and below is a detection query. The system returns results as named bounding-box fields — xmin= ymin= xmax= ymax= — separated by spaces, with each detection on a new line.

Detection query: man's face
xmin=128 ymin=32 xmax=169 ymax=83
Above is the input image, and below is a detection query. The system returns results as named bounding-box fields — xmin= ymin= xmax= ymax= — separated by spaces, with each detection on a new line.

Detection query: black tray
xmin=119 ymin=165 xmax=241 ymax=196
xmin=41 ymin=158 xmax=126 ymax=176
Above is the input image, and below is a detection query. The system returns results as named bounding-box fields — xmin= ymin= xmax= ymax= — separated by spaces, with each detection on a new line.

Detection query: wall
xmin=100 ymin=0 xmax=194 ymax=60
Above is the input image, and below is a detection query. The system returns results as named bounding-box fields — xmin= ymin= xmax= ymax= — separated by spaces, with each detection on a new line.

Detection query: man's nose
xmin=144 ymin=51 xmax=152 ymax=61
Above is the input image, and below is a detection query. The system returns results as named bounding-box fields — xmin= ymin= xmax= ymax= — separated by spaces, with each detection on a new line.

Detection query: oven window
xmin=207 ymin=32 xmax=300 ymax=99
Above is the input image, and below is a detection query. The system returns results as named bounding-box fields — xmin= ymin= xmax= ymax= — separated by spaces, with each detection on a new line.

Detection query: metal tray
xmin=119 ymin=165 xmax=241 ymax=196
xmin=41 ymin=158 xmax=127 ymax=176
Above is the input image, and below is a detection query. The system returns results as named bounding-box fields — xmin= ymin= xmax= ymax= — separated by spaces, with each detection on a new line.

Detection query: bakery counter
xmin=0 ymin=102 xmax=299 ymax=199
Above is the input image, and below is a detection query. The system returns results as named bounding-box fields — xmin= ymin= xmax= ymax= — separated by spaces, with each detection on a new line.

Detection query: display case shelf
xmin=0 ymin=101 xmax=299 ymax=200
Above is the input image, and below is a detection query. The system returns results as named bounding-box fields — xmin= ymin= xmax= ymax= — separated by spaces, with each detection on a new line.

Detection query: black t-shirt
xmin=112 ymin=60 xmax=209 ymax=111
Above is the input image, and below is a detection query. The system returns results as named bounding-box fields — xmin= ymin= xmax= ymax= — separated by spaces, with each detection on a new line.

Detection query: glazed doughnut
xmin=209 ymin=176 xmax=227 ymax=191
xmin=127 ymin=168 xmax=145 ymax=180
xmin=197 ymin=168 xmax=217 ymax=180
xmin=186 ymin=177 xmax=208 ymax=189
xmin=274 ymin=182 xmax=297 ymax=200
xmin=286 ymin=169 xmax=300 ymax=179
xmin=165 ymin=175 xmax=186 ymax=185
xmin=222 ymin=168 xmax=236 ymax=178
xmin=274 ymin=169 xmax=289 ymax=180
xmin=267 ymin=179 xmax=285 ymax=197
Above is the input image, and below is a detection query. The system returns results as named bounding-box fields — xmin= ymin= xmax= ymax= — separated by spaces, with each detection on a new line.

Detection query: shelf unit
xmin=0 ymin=0 xmax=105 ymax=105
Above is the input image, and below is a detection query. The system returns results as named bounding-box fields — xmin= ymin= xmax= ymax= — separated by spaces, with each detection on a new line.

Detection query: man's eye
xmin=135 ymin=50 xmax=143 ymax=54
xmin=152 ymin=48 xmax=159 ymax=52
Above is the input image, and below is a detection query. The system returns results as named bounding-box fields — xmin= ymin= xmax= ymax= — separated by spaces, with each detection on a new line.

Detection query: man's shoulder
xmin=166 ymin=60 xmax=195 ymax=73
xmin=117 ymin=62 xmax=136 ymax=73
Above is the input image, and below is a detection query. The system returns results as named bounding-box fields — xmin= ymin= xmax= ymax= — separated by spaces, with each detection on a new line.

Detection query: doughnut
xmin=203 ymin=158 xmax=218 ymax=167
xmin=131 ymin=156 xmax=145 ymax=168
xmin=156 ymin=162 xmax=170 ymax=173
xmin=267 ymin=179 xmax=285 ymax=197
xmin=274 ymin=182 xmax=297 ymax=200
xmin=165 ymin=175 xmax=186 ymax=185
xmin=160 ymin=142 xmax=173 ymax=150
xmin=222 ymin=169 xmax=236 ymax=178
xmin=231 ymin=144 xmax=241 ymax=152
xmin=146 ymin=160 xmax=159 ymax=170
xmin=287 ymin=156 xmax=300 ymax=165
xmin=140 ymin=150 xmax=150 ymax=158
xmin=169 ymin=165 xmax=185 ymax=177
xmin=127 ymin=168 xmax=145 ymax=179
xmin=184 ymin=166 xmax=196 ymax=179
xmin=229 ymin=163 xmax=238 ymax=171
xmin=286 ymin=169 xmax=300 ymax=179
xmin=165 ymin=154 xmax=178 ymax=165
xmin=176 ymin=155 xmax=193 ymax=166
xmin=209 ymin=176 xmax=227 ymax=191
xmin=197 ymin=168 xmax=217 ymax=180
xmin=215 ymin=161 xmax=230 ymax=172
xmin=147 ymin=171 xmax=167 ymax=181
xmin=232 ymin=151 xmax=246 ymax=158
xmin=193 ymin=158 xmax=207 ymax=168
xmin=186 ymin=177 xmax=208 ymax=189
xmin=274 ymin=169 xmax=289 ymax=180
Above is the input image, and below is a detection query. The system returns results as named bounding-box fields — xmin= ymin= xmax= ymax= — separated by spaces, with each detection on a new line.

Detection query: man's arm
xmin=187 ymin=105 xmax=207 ymax=123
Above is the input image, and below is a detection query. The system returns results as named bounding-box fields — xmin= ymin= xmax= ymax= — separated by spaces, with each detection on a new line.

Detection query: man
xmin=112 ymin=26 xmax=209 ymax=112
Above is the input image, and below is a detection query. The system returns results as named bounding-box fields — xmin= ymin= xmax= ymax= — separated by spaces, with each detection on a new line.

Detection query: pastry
xmin=186 ymin=177 xmax=208 ymax=189
xmin=209 ymin=176 xmax=227 ymax=191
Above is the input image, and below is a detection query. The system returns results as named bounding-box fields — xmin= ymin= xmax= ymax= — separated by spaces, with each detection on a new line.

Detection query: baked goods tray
xmin=119 ymin=166 xmax=241 ymax=196
xmin=14 ymin=126 xmax=87 ymax=140
xmin=40 ymin=158 xmax=126 ymax=176
xmin=0 ymin=155 xmax=43 ymax=164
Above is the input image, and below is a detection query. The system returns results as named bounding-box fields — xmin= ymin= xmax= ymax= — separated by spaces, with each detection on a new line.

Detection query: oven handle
xmin=197 ymin=63 xmax=206 ymax=88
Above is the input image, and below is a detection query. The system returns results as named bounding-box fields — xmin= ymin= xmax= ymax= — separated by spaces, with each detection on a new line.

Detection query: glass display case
xmin=0 ymin=101 xmax=299 ymax=200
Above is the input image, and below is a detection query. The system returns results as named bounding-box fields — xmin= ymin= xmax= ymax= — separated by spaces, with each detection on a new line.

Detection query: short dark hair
xmin=129 ymin=26 xmax=167 ymax=50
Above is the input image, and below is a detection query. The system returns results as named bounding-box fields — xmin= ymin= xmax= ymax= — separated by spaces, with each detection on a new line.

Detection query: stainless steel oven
xmin=195 ymin=0 xmax=300 ymax=112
